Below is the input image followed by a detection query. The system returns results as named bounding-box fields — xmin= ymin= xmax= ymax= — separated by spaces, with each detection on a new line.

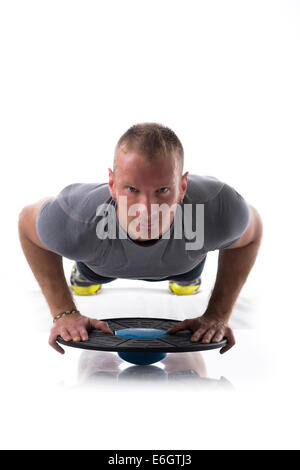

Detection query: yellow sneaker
xmin=168 ymin=276 xmax=201 ymax=295
xmin=70 ymin=263 xmax=102 ymax=296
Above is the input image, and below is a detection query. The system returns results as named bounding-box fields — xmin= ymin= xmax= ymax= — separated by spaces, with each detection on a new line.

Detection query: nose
xmin=136 ymin=195 xmax=154 ymax=219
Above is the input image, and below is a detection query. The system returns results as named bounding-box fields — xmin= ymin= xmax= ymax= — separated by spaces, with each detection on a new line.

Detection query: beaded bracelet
xmin=53 ymin=309 xmax=80 ymax=323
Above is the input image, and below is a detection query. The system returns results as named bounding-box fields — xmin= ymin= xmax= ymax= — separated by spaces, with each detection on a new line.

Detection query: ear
xmin=108 ymin=168 xmax=116 ymax=199
xmin=179 ymin=171 xmax=188 ymax=202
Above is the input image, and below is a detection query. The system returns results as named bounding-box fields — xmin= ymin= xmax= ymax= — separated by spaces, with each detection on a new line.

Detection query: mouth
xmin=140 ymin=218 xmax=159 ymax=227
xmin=140 ymin=223 xmax=158 ymax=230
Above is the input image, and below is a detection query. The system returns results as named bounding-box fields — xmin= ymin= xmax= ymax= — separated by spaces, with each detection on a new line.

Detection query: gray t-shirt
xmin=36 ymin=174 xmax=250 ymax=280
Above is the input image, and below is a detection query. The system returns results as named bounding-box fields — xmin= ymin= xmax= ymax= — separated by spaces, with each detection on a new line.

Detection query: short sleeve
xmin=213 ymin=183 xmax=250 ymax=250
xmin=35 ymin=183 xmax=101 ymax=260
xmin=36 ymin=198 xmax=78 ymax=258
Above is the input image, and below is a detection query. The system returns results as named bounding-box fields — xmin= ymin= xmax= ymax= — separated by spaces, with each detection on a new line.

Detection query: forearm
xmin=205 ymin=237 xmax=262 ymax=321
xmin=18 ymin=228 xmax=77 ymax=318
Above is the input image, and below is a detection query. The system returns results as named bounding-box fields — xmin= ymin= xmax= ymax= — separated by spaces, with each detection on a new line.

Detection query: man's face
xmin=108 ymin=150 xmax=188 ymax=241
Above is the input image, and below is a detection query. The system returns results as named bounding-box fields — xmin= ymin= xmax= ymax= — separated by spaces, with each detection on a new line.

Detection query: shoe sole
xmin=69 ymin=284 xmax=102 ymax=296
xmin=168 ymin=284 xmax=201 ymax=296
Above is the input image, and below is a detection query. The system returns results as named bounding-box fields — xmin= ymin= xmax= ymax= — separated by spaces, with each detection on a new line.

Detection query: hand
xmin=49 ymin=312 xmax=113 ymax=354
xmin=166 ymin=314 xmax=235 ymax=354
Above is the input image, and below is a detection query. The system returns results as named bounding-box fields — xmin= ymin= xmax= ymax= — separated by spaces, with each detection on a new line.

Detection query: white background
xmin=0 ymin=0 xmax=299 ymax=450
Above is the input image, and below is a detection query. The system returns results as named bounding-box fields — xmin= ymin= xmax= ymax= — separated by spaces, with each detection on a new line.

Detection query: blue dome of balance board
xmin=115 ymin=328 xmax=170 ymax=365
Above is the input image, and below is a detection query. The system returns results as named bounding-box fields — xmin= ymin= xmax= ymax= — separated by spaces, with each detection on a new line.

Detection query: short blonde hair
xmin=114 ymin=122 xmax=184 ymax=173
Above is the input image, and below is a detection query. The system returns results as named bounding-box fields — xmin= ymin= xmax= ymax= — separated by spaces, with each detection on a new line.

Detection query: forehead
xmin=115 ymin=151 xmax=179 ymax=185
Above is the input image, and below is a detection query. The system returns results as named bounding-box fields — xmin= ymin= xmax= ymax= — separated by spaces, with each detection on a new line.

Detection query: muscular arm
xmin=18 ymin=198 xmax=77 ymax=318
xmin=166 ymin=203 xmax=263 ymax=354
xmin=18 ymin=198 xmax=113 ymax=354
xmin=205 ymin=204 xmax=263 ymax=319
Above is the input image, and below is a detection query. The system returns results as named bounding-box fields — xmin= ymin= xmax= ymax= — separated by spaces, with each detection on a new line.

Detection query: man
xmin=18 ymin=122 xmax=263 ymax=355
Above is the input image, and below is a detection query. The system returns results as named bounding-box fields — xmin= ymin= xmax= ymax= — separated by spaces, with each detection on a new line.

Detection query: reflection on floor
xmin=76 ymin=350 xmax=234 ymax=391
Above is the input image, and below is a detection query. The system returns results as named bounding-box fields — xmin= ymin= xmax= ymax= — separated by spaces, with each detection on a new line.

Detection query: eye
xmin=128 ymin=186 xmax=138 ymax=193
xmin=158 ymin=187 xmax=168 ymax=193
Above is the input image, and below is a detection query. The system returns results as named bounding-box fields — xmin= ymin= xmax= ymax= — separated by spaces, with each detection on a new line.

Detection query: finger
xmin=91 ymin=320 xmax=114 ymax=335
xmin=78 ymin=327 xmax=89 ymax=342
xmin=190 ymin=325 xmax=211 ymax=342
xmin=49 ymin=332 xmax=65 ymax=354
xmin=201 ymin=327 xmax=217 ymax=344
xmin=68 ymin=327 xmax=82 ymax=342
xmin=212 ymin=329 xmax=225 ymax=343
xmin=166 ymin=319 xmax=191 ymax=334
xmin=220 ymin=329 xmax=235 ymax=354
xmin=60 ymin=328 xmax=72 ymax=342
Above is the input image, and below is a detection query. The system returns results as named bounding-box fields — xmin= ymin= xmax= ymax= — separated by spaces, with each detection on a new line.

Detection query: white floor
xmin=14 ymin=253 xmax=266 ymax=389
xmin=2 ymin=247 xmax=288 ymax=450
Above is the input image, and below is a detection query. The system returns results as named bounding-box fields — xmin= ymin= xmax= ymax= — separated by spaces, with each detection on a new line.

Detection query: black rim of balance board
xmin=56 ymin=317 xmax=227 ymax=352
